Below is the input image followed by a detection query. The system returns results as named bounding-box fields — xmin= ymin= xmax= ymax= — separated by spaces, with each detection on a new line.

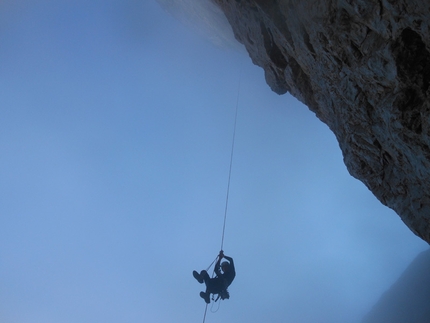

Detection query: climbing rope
xmin=205 ymin=256 xmax=218 ymax=272
xmin=203 ymin=256 xmax=218 ymax=323
xmin=210 ymin=298 xmax=221 ymax=313
xmin=220 ymin=65 xmax=242 ymax=251
xmin=202 ymin=288 xmax=222 ymax=323
xmin=202 ymin=304 xmax=209 ymax=323
xmin=202 ymin=295 xmax=221 ymax=323
xmin=202 ymin=65 xmax=242 ymax=323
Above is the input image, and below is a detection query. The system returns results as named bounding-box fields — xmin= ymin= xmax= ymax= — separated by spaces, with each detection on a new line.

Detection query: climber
xmin=193 ymin=250 xmax=236 ymax=304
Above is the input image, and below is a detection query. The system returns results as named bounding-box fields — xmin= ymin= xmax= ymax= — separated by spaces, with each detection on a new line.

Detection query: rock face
xmin=213 ymin=0 xmax=430 ymax=243
xmin=362 ymin=248 xmax=430 ymax=323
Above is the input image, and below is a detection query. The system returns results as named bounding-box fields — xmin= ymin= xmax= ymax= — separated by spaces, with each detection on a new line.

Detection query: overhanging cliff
xmin=213 ymin=0 xmax=430 ymax=243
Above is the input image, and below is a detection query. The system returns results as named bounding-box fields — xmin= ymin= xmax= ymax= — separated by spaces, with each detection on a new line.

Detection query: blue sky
xmin=0 ymin=1 xmax=428 ymax=322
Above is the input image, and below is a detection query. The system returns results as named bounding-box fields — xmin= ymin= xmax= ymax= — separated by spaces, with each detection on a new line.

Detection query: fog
xmin=0 ymin=1 xmax=428 ymax=322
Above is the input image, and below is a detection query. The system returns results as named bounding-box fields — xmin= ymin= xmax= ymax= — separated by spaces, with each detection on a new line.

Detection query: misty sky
xmin=0 ymin=1 xmax=428 ymax=323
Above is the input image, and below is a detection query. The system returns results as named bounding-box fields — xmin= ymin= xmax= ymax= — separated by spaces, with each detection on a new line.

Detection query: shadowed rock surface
xmin=213 ymin=0 xmax=430 ymax=243
xmin=362 ymin=248 xmax=430 ymax=323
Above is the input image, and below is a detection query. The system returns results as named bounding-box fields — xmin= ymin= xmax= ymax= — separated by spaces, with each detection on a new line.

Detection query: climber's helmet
xmin=221 ymin=261 xmax=230 ymax=271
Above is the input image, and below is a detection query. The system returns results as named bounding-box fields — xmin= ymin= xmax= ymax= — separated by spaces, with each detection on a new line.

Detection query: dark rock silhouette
xmin=362 ymin=249 xmax=430 ymax=323
xmin=212 ymin=0 xmax=430 ymax=243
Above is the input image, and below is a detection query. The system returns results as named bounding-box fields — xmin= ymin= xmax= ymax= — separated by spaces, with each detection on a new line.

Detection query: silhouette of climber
xmin=193 ymin=250 xmax=236 ymax=304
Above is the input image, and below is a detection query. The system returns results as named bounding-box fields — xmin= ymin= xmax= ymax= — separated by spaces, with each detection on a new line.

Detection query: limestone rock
xmin=213 ymin=0 xmax=430 ymax=243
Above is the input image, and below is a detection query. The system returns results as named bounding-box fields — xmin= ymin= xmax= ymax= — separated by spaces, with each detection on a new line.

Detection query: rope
xmin=201 ymin=254 xmax=218 ymax=323
xmin=203 ymin=65 xmax=242 ymax=323
xmin=205 ymin=256 xmax=218 ymax=272
xmin=220 ymin=67 xmax=242 ymax=251
xmin=201 ymin=274 xmax=222 ymax=323
xmin=210 ymin=298 xmax=221 ymax=313
xmin=202 ymin=304 xmax=209 ymax=323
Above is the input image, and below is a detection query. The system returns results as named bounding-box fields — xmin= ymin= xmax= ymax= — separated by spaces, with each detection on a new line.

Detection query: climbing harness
xmin=201 ymin=66 xmax=242 ymax=323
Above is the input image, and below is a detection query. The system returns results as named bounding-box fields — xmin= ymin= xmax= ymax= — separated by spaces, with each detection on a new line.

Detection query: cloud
xmin=156 ymin=0 xmax=243 ymax=50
